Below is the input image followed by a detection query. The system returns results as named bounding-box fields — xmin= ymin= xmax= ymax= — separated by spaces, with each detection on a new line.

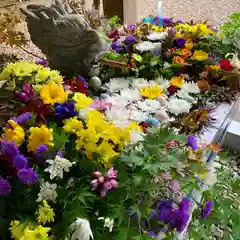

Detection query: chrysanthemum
xmin=167 ymin=98 xmax=191 ymax=114
xmin=136 ymin=41 xmax=156 ymax=52
xmin=20 ymin=225 xmax=50 ymax=240
xmin=37 ymin=181 xmax=58 ymax=202
xmin=17 ymin=168 xmax=38 ymax=185
xmin=37 ymin=200 xmax=55 ymax=224
xmin=63 ymin=117 xmax=83 ymax=133
xmin=140 ymin=84 xmax=164 ymax=99
xmin=40 ymin=83 xmax=68 ymax=105
xmin=27 ymin=125 xmax=54 ymax=152
xmin=73 ymin=93 xmax=93 ymax=110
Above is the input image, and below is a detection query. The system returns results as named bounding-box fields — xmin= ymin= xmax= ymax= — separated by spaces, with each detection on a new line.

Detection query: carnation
xmin=147 ymin=32 xmax=168 ymax=41
xmin=136 ymin=41 xmax=156 ymax=52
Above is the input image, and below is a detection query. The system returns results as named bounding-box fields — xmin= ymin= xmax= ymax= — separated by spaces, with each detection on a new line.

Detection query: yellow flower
xmin=63 ymin=117 xmax=83 ymax=133
xmin=9 ymin=220 xmax=26 ymax=240
xmin=192 ymin=50 xmax=209 ymax=61
xmin=175 ymin=32 xmax=184 ymax=38
xmin=40 ymin=83 xmax=68 ymax=105
xmin=20 ymin=225 xmax=50 ymax=240
xmin=140 ymin=84 xmax=164 ymax=99
xmin=37 ymin=200 xmax=55 ymax=225
xmin=28 ymin=125 xmax=54 ymax=152
xmin=73 ymin=93 xmax=93 ymax=110
xmin=152 ymin=26 xmax=164 ymax=32
xmin=2 ymin=120 xmax=25 ymax=145
xmin=0 ymin=61 xmax=42 ymax=82
xmin=206 ymin=65 xmax=221 ymax=71
xmin=35 ymin=69 xmax=63 ymax=84
xmin=170 ymin=76 xmax=185 ymax=87
xmin=185 ymin=40 xmax=194 ymax=50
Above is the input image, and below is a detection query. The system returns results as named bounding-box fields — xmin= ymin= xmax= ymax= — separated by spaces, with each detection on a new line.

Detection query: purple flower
xmin=12 ymin=112 xmax=32 ymax=125
xmin=177 ymin=20 xmax=183 ymax=23
xmin=148 ymin=231 xmax=157 ymax=238
xmin=35 ymin=59 xmax=49 ymax=67
xmin=0 ymin=178 xmax=11 ymax=195
xmin=111 ymin=42 xmax=121 ymax=52
xmin=173 ymin=38 xmax=186 ymax=48
xmin=106 ymin=168 xmax=118 ymax=179
xmin=54 ymin=102 xmax=78 ymax=121
xmin=157 ymin=200 xmax=174 ymax=223
xmin=170 ymin=180 xmax=181 ymax=193
xmin=202 ymin=200 xmax=214 ymax=218
xmin=170 ymin=209 xmax=189 ymax=232
xmin=1 ymin=140 xmax=20 ymax=158
xmin=17 ymin=168 xmax=38 ymax=185
xmin=15 ymin=83 xmax=36 ymax=103
xmin=124 ymin=34 xmax=136 ymax=45
xmin=155 ymin=49 xmax=161 ymax=56
xmin=187 ymin=136 xmax=198 ymax=150
xmin=127 ymin=24 xmax=137 ymax=31
xmin=34 ymin=144 xmax=48 ymax=162
xmin=12 ymin=154 xmax=28 ymax=169
xmin=179 ymin=198 xmax=191 ymax=213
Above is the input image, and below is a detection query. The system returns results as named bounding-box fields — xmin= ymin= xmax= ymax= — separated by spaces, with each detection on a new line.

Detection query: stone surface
xmin=20 ymin=0 xmax=106 ymax=78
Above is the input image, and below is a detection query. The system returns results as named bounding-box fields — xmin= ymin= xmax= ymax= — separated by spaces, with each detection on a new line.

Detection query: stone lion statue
xmin=20 ymin=0 xmax=106 ymax=78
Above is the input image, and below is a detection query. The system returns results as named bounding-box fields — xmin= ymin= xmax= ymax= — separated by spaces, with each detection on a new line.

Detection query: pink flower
xmin=170 ymin=180 xmax=181 ymax=193
xmin=106 ymin=168 xmax=118 ymax=179
xmin=90 ymin=99 xmax=112 ymax=111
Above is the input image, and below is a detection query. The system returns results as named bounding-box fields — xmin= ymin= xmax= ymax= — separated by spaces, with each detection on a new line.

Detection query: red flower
xmin=167 ymin=85 xmax=180 ymax=95
xmin=108 ymin=29 xmax=119 ymax=39
xmin=219 ymin=59 xmax=233 ymax=71
xmin=64 ymin=77 xmax=88 ymax=94
xmin=139 ymin=122 xmax=151 ymax=133
xmin=19 ymin=100 xmax=51 ymax=122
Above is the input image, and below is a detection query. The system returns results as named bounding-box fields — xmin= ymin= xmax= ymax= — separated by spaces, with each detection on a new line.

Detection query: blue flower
xmin=111 ymin=42 xmax=121 ymax=52
xmin=148 ymin=231 xmax=157 ymax=238
xmin=12 ymin=112 xmax=32 ymax=125
xmin=0 ymin=178 xmax=11 ymax=195
xmin=12 ymin=154 xmax=28 ymax=169
xmin=35 ymin=59 xmax=49 ymax=67
xmin=54 ymin=102 xmax=78 ymax=121
xmin=143 ymin=17 xmax=154 ymax=24
xmin=202 ymin=200 xmax=214 ymax=218
xmin=124 ymin=35 xmax=136 ymax=45
xmin=34 ymin=144 xmax=48 ymax=162
xmin=173 ymin=38 xmax=186 ymax=48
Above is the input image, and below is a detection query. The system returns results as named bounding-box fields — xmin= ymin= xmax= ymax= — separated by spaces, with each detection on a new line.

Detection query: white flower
xmin=153 ymin=42 xmax=162 ymax=49
xmin=98 ymin=217 xmax=114 ymax=232
xmin=136 ymin=41 xmax=156 ymax=52
xmin=70 ymin=218 xmax=93 ymax=240
xmin=155 ymin=77 xmax=170 ymax=89
xmin=120 ymin=88 xmax=141 ymax=102
xmin=129 ymin=129 xmax=144 ymax=144
xmin=105 ymin=78 xmax=129 ymax=92
xmin=167 ymin=98 xmax=191 ymax=114
xmin=147 ymin=31 xmax=168 ymax=41
xmin=66 ymin=177 xmax=75 ymax=189
xmin=106 ymin=94 xmax=128 ymax=108
xmin=45 ymin=155 xmax=76 ymax=180
xmin=177 ymin=90 xmax=195 ymax=102
xmin=137 ymin=99 xmax=161 ymax=112
xmin=105 ymin=106 xmax=129 ymax=122
xmin=154 ymin=108 xmax=170 ymax=122
xmin=127 ymin=109 xmax=149 ymax=122
xmin=131 ymin=78 xmax=149 ymax=88
xmin=181 ymin=82 xmax=200 ymax=94
xmin=163 ymin=62 xmax=171 ymax=69
xmin=37 ymin=181 xmax=58 ymax=202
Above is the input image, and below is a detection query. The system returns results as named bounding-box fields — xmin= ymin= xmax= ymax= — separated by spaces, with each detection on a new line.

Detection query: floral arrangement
xmin=0 ymin=59 xmax=221 ymax=239
xmin=102 ymin=16 xmax=240 ymax=94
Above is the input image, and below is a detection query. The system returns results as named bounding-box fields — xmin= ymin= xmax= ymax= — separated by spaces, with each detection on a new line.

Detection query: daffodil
xmin=37 ymin=200 xmax=55 ymax=225
xmin=2 ymin=120 xmax=25 ymax=145
xmin=73 ymin=93 xmax=93 ymax=110
xmin=192 ymin=50 xmax=209 ymax=61
xmin=140 ymin=84 xmax=164 ymax=99
xmin=63 ymin=117 xmax=83 ymax=133
xmin=40 ymin=83 xmax=68 ymax=105
xmin=28 ymin=125 xmax=54 ymax=152
xmin=170 ymin=76 xmax=185 ymax=87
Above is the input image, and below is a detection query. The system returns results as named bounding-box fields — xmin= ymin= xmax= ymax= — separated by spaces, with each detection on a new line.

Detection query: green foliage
xmin=189 ymin=154 xmax=240 ymax=240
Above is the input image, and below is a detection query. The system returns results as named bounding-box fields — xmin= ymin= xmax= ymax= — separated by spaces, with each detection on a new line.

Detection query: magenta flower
xmin=90 ymin=168 xmax=118 ymax=197
xmin=15 ymin=83 xmax=36 ymax=103
xmin=90 ymin=99 xmax=112 ymax=112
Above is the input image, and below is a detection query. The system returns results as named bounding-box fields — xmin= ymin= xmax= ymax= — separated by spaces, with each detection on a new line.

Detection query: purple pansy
xmin=111 ymin=42 xmax=121 ymax=52
xmin=124 ymin=34 xmax=136 ymax=45
xmin=12 ymin=154 xmax=28 ymax=170
xmin=15 ymin=83 xmax=36 ymax=103
xmin=35 ymin=59 xmax=49 ymax=67
xmin=54 ymin=102 xmax=78 ymax=121
xmin=12 ymin=112 xmax=32 ymax=126
xmin=1 ymin=140 xmax=20 ymax=158
xmin=34 ymin=144 xmax=48 ymax=162
xmin=148 ymin=231 xmax=157 ymax=238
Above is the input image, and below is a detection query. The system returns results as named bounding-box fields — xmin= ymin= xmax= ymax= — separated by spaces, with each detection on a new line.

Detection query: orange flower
xmin=181 ymin=49 xmax=192 ymax=58
xmin=173 ymin=56 xmax=185 ymax=64
xmin=170 ymin=76 xmax=185 ymax=87
xmin=210 ymin=144 xmax=221 ymax=152
xmin=197 ymin=80 xmax=211 ymax=92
